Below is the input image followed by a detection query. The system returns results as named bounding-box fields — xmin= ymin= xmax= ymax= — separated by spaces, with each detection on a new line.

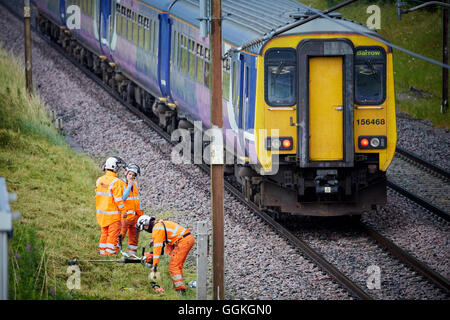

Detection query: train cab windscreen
xmin=355 ymin=47 xmax=386 ymax=105
xmin=265 ymin=48 xmax=296 ymax=106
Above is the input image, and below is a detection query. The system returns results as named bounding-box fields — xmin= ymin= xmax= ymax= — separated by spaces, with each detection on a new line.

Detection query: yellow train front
xmin=238 ymin=15 xmax=396 ymax=216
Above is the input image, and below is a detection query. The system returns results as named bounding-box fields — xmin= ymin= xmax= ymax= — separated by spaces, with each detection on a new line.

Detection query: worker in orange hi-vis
xmin=119 ymin=163 xmax=143 ymax=256
xmin=95 ymin=156 xmax=127 ymax=256
xmin=136 ymin=215 xmax=195 ymax=295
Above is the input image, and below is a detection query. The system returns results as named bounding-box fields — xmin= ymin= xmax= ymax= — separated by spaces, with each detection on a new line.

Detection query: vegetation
xmin=0 ymin=45 xmax=196 ymax=300
xmin=301 ymin=0 xmax=449 ymax=128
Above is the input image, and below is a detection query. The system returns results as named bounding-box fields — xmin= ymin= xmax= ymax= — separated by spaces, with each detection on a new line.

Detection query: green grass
xmin=300 ymin=0 xmax=449 ymax=128
xmin=0 ymin=45 xmax=196 ymax=300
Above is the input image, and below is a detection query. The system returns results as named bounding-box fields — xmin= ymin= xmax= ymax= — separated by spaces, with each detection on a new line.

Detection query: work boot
xmin=178 ymin=289 xmax=186 ymax=296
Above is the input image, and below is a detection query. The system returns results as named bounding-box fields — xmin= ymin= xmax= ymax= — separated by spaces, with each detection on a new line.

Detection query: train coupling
xmin=314 ymin=169 xmax=339 ymax=194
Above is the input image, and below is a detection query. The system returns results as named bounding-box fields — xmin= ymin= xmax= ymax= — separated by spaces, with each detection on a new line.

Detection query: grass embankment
xmin=301 ymin=0 xmax=449 ymax=128
xmin=0 ymin=46 xmax=195 ymax=299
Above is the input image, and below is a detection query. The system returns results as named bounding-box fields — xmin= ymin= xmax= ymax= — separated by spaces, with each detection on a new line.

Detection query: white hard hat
xmin=104 ymin=156 xmax=125 ymax=172
xmin=126 ymin=163 xmax=141 ymax=176
xmin=136 ymin=215 xmax=155 ymax=231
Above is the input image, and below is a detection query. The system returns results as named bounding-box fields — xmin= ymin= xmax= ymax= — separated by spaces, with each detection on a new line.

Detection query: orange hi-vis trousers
xmin=120 ymin=215 xmax=140 ymax=255
xmin=99 ymin=221 xmax=121 ymax=256
xmin=168 ymin=233 xmax=195 ymax=291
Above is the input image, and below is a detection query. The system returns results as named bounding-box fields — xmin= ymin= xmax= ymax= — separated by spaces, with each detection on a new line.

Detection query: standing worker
xmin=136 ymin=215 xmax=195 ymax=295
xmin=120 ymin=163 xmax=143 ymax=256
xmin=95 ymin=156 xmax=127 ymax=256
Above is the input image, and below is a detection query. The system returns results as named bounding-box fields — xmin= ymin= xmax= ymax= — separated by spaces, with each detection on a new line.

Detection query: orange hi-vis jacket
xmin=95 ymin=171 xmax=127 ymax=227
xmin=151 ymin=220 xmax=191 ymax=267
xmin=122 ymin=180 xmax=143 ymax=219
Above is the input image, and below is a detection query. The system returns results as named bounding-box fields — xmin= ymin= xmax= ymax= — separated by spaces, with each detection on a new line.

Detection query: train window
xmin=223 ymin=58 xmax=231 ymax=100
xmin=196 ymin=44 xmax=204 ymax=84
xmin=355 ymin=47 xmax=386 ymax=105
xmin=180 ymin=35 xmax=188 ymax=73
xmin=127 ymin=19 xmax=133 ymax=42
xmin=189 ymin=40 xmax=196 ymax=79
xmin=133 ymin=22 xmax=138 ymax=44
xmin=173 ymin=31 xmax=178 ymax=68
xmin=121 ymin=14 xmax=127 ymax=37
xmin=204 ymin=48 xmax=211 ymax=88
xmin=232 ymin=60 xmax=237 ymax=107
xmin=116 ymin=12 xmax=121 ymax=35
xmin=138 ymin=24 xmax=144 ymax=48
xmin=264 ymin=48 xmax=296 ymax=106
xmin=144 ymin=27 xmax=150 ymax=51
xmin=153 ymin=21 xmax=157 ymax=54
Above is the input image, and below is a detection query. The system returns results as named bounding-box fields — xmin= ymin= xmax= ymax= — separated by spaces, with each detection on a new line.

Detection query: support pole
xmin=196 ymin=221 xmax=208 ymax=300
xmin=210 ymin=0 xmax=224 ymax=300
xmin=24 ymin=0 xmax=33 ymax=95
xmin=442 ymin=0 xmax=449 ymax=113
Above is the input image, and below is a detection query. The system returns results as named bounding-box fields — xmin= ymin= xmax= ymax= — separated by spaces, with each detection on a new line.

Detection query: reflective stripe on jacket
xmin=151 ymin=220 xmax=190 ymax=267
xmin=122 ymin=180 xmax=143 ymax=220
xmin=95 ymin=171 xmax=127 ymax=227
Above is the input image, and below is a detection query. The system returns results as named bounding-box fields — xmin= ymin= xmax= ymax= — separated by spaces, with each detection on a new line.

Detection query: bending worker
xmin=136 ymin=215 xmax=195 ymax=294
xmin=95 ymin=156 xmax=127 ymax=256
xmin=120 ymin=163 xmax=143 ymax=256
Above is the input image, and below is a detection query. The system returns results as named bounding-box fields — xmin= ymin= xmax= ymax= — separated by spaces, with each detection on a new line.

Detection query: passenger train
xmin=29 ymin=0 xmax=396 ymax=216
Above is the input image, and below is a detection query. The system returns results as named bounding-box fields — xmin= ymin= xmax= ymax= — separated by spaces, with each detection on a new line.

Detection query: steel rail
xmin=387 ymin=180 xmax=450 ymax=222
xmin=395 ymin=147 xmax=450 ymax=180
xmin=360 ymin=223 xmax=450 ymax=295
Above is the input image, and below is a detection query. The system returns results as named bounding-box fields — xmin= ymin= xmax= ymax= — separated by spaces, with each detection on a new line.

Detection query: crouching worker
xmin=136 ymin=215 xmax=194 ymax=295
xmin=120 ymin=163 xmax=143 ymax=256
xmin=95 ymin=156 xmax=127 ymax=256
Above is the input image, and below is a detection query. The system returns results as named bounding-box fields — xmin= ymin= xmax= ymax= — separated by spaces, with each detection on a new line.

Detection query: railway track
xmin=4 ymin=3 xmax=447 ymax=299
xmin=387 ymin=147 xmax=450 ymax=221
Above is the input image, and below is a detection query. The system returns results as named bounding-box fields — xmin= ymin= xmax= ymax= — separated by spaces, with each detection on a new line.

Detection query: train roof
xmin=140 ymin=0 xmax=382 ymax=54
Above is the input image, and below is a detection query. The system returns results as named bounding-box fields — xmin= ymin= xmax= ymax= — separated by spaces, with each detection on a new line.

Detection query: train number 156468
xmin=356 ymin=119 xmax=385 ymax=126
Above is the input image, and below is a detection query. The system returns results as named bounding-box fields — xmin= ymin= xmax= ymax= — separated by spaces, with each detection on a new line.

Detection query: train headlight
xmin=271 ymin=139 xmax=281 ymax=149
xmin=370 ymin=137 xmax=380 ymax=148
xmin=358 ymin=136 xmax=387 ymax=149
xmin=266 ymin=137 xmax=293 ymax=150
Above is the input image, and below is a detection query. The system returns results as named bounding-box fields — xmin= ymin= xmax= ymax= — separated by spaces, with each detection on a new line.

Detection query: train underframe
xmin=233 ymin=154 xmax=386 ymax=217
xmin=37 ymin=13 xmax=386 ymax=217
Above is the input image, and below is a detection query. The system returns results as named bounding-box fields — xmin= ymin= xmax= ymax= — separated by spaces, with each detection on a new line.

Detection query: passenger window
xmin=196 ymin=44 xmax=204 ymax=84
xmin=132 ymin=14 xmax=138 ymax=44
xmin=181 ymin=35 xmax=188 ymax=74
xmin=189 ymin=40 xmax=196 ymax=79
xmin=204 ymin=48 xmax=211 ymax=88
xmin=355 ymin=47 xmax=386 ymax=105
xmin=116 ymin=12 xmax=121 ymax=35
xmin=222 ymin=58 xmax=231 ymax=100
xmin=264 ymin=48 xmax=296 ymax=106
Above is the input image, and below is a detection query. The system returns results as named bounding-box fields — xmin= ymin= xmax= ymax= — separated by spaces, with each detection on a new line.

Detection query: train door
xmin=297 ymin=39 xmax=355 ymax=168
xmin=238 ymin=54 xmax=248 ymax=158
xmin=157 ymin=14 xmax=173 ymax=101
xmin=96 ymin=0 xmax=113 ymax=59
xmin=309 ymin=56 xmax=343 ymax=161
xmin=59 ymin=0 xmax=66 ymax=26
